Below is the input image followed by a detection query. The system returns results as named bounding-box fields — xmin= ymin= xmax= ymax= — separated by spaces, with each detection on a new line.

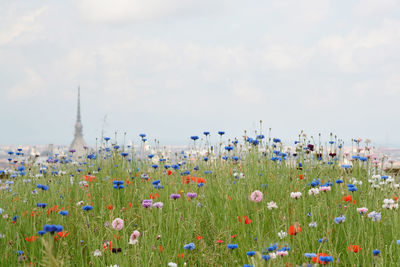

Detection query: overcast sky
xmin=1 ymin=0 xmax=400 ymax=147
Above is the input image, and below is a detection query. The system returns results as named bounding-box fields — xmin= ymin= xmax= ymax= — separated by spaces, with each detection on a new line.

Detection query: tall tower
xmin=69 ymin=87 xmax=87 ymax=156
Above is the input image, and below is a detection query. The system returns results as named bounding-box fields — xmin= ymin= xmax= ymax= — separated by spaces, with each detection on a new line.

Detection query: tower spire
xmin=77 ymin=86 xmax=81 ymax=122
xmin=70 ymin=86 xmax=86 ymax=156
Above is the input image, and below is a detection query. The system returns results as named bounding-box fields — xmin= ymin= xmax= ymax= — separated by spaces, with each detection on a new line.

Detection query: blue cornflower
xmin=38 ymin=230 xmax=46 ymax=235
xmin=246 ymin=251 xmax=255 ymax=256
xmin=190 ymin=136 xmax=199 ymax=141
xmin=59 ymin=210 xmax=68 ymax=216
xmin=218 ymin=131 xmax=225 ymax=136
xmin=227 ymin=244 xmax=238 ymax=249
xmin=225 ymin=146 xmax=234 ymax=151
xmin=243 ymin=265 xmax=253 ymax=267
xmin=43 ymin=224 xmax=63 ymax=233
xmin=334 ymin=215 xmax=346 ymax=224
xmin=320 ymin=256 xmax=333 ymax=263
xmin=347 ymin=184 xmax=358 ymax=192
xmin=37 ymin=184 xmax=49 ymax=191
xmin=17 ymin=250 xmax=23 ymax=256
xmin=336 ymin=179 xmax=343 ymax=184
xmin=152 ymin=180 xmax=161 ymax=185
xmin=397 ymin=240 xmax=400 ymax=245
xmin=82 ymin=205 xmax=93 ymax=211
xmin=368 ymin=211 xmax=381 ymax=221
xmin=262 ymin=254 xmax=271 ymax=261
xmin=372 ymin=249 xmax=380 ymax=256
xmin=184 ymin=243 xmax=195 ymax=250
xmin=37 ymin=203 xmax=47 ymax=208
xmin=305 ymin=253 xmax=317 ymax=258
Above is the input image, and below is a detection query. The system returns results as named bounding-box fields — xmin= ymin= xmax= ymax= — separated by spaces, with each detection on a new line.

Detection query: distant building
xmin=69 ymin=87 xmax=87 ymax=157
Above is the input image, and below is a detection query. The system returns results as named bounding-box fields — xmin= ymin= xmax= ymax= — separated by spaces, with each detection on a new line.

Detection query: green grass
xmin=0 ymin=145 xmax=399 ymax=267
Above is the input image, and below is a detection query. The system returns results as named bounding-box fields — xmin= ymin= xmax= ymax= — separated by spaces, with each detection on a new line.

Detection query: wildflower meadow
xmin=1 ymin=130 xmax=400 ymax=267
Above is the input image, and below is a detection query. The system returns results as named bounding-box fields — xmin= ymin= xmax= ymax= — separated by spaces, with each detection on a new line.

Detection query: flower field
xmin=1 ymin=132 xmax=399 ymax=266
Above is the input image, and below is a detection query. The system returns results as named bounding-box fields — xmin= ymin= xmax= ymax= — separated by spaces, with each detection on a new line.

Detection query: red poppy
xmin=84 ymin=175 xmax=96 ymax=182
xmin=348 ymin=245 xmax=362 ymax=253
xmin=298 ymin=174 xmax=303 ymax=180
xmin=150 ymin=193 xmax=159 ymax=199
xmin=167 ymin=170 xmax=173 ymax=176
xmin=288 ymin=224 xmax=301 ymax=235
xmin=196 ymin=236 xmax=203 ymax=240
xmin=197 ymin=177 xmax=206 ymax=184
xmin=342 ymin=195 xmax=352 ymax=202
xmin=108 ymin=205 xmax=113 ymax=210
xmin=216 ymin=240 xmax=224 ymax=244
xmin=238 ymin=216 xmax=241 ymax=223
xmin=54 ymin=231 xmax=69 ymax=241
xmin=25 ymin=236 xmax=39 ymax=242
xmin=159 ymin=245 xmax=163 ymax=253
xmin=244 ymin=216 xmax=252 ymax=224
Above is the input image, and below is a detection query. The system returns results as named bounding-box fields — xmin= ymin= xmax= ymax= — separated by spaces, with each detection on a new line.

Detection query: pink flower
xmin=129 ymin=230 xmax=140 ymax=244
xmin=112 ymin=218 xmax=124 ymax=231
xmin=250 ymin=190 xmax=263 ymax=202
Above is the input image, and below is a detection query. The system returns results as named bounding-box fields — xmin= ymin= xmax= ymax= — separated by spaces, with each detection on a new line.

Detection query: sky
xmin=1 ymin=0 xmax=400 ymax=147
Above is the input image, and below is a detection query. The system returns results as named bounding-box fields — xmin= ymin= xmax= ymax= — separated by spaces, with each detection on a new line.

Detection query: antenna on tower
xmin=77 ymin=85 xmax=81 ymax=122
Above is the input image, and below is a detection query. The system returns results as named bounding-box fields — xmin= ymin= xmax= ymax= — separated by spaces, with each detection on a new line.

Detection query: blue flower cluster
xmin=43 ymin=224 xmax=63 ymax=233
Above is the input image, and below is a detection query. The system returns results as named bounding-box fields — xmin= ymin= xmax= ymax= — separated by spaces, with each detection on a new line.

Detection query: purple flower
xmin=187 ymin=192 xmax=197 ymax=199
xmin=142 ymin=199 xmax=152 ymax=208
xmin=153 ymin=202 xmax=164 ymax=208
xmin=170 ymin=194 xmax=181 ymax=200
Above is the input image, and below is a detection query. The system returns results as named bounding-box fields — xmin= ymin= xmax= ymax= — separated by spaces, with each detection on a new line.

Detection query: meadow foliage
xmin=0 ymin=131 xmax=399 ymax=266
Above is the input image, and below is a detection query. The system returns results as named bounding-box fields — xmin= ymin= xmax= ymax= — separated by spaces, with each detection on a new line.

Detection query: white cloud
xmin=354 ymin=19 xmax=400 ymax=48
xmin=271 ymin=0 xmax=331 ymax=25
xmin=262 ymin=45 xmax=311 ymax=71
xmin=7 ymin=68 xmax=45 ymax=99
xmin=232 ymin=81 xmax=263 ymax=103
xmin=315 ymin=18 xmax=400 ymax=73
xmin=0 ymin=7 xmax=46 ymax=45
xmin=353 ymin=0 xmax=397 ymax=16
xmin=78 ymin=0 xmax=222 ymax=22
